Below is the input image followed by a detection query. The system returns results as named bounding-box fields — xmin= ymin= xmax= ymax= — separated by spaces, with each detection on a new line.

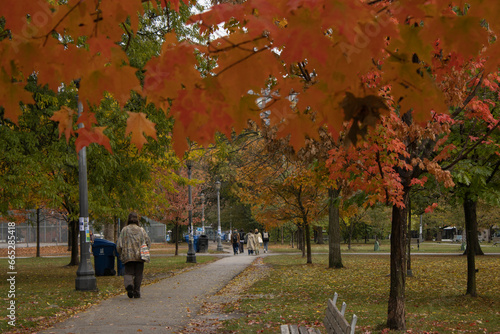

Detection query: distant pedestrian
xmin=262 ymin=229 xmax=269 ymax=253
xmin=247 ymin=229 xmax=256 ymax=255
xmin=231 ymin=229 xmax=240 ymax=255
xmin=117 ymin=212 xmax=150 ymax=299
xmin=239 ymin=229 xmax=245 ymax=253
xmin=254 ymin=229 xmax=262 ymax=255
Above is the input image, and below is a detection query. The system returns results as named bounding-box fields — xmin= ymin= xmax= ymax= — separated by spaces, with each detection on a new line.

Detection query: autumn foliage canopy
xmin=1 ymin=0 xmax=499 ymax=155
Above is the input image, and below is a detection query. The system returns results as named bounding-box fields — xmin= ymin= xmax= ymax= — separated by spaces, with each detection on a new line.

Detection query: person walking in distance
xmin=254 ymin=229 xmax=262 ymax=255
xmin=239 ymin=229 xmax=245 ymax=254
xmin=231 ymin=229 xmax=240 ymax=255
xmin=117 ymin=212 xmax=151 ymax=298
xmin=246 ymin=229 xmax=256 ymax=255
xmin=262 ymin=229 xmax=270 ymax=253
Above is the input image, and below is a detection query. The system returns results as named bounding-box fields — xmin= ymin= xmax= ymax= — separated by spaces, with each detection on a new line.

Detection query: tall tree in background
xmin=235 ymin=133 xmax=327 ymax=263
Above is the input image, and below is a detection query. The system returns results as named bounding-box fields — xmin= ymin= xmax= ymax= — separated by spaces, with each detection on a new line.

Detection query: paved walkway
xmin=41 ymin=242 xmax=256 ymax=334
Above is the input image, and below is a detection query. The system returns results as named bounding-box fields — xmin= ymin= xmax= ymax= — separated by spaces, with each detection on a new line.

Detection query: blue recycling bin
xmin=92 ymin=238 xmax=123 ymax=276
xmin=184 ymin=234 xmax=199 ymax=252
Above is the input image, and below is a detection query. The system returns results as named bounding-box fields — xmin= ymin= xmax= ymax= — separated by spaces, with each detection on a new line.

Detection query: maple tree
xmin=149 ymin=161 xmax=204 ymax=255
xmin=439 ymin=92 xmax=500 ymax=296
xmin=0 ymin=0 xmax=498 ymax=155
xmin=2 ymin=0 xmax=500 ymax=331
xmin=232 ymin=134 xmax=329 ymax=264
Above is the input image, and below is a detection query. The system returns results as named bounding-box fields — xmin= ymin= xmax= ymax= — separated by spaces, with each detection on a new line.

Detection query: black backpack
xmin=232 ymin=233 xmax=238 ymax=243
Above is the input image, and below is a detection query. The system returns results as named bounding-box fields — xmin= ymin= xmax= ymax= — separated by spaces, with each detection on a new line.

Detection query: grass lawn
xmin=223 ymin=254 xmax=500 ymax=333
xmin=0 ymin=254 xmax=217 ymax=334
xmin=267 ymin=240 xmax=500 ymax=254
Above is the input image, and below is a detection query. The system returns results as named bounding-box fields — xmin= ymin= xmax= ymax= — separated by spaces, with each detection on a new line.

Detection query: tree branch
xmin=442 ymin=119 xmax=500 ymax=170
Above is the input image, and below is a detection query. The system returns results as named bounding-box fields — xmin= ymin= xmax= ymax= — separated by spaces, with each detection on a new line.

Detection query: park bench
xmin=280 ymin=292 xmax=357 ymax=334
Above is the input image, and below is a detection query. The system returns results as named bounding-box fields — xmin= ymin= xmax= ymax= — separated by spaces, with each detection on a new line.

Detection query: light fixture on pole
xmin=186 ymin=160 xmax=196 ymax=263
xmin=215 ymin=181 xmax=223 ymax=251
xmin=200 ymin=193 xmax=205 ymax=234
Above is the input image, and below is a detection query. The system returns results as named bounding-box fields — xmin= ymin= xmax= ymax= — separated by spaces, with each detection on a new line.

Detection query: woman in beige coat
xmin=246 ymin=229 xmax=256 ymax=255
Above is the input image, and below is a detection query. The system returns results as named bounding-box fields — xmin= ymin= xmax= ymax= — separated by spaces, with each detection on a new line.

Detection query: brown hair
xmin=128 ymin=212 xmax=139 ymax=225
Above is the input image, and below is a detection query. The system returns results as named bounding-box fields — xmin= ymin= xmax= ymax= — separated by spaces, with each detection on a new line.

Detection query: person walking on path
xmin=262 ymin=229 xmax=270 ymax=253
xmin=231 ymin=229 xmax=240 ymax=255
xmin=116 ymin=212 xmax=151 ymax=299
xmin=239 ymin=229 xmax=245 ymax=254
xmin=254 ymin=229 xmax=262 ymax=255
xmin=41 ymin=251 xmax=257 ymax=334
xmin=246 ymin=229 xmax=256 ymax=255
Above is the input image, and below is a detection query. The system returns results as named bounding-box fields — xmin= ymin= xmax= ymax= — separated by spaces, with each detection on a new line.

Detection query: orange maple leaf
xmin=50 ymin=106 xmax=75 ymax=142
xmin=125 ymin=112 xmax=157 ymax=151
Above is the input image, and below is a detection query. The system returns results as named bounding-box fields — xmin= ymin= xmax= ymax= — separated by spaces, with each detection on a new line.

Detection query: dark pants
xmin=124 ymin=261 xmax=144 ymax=295
xmin=239 ymin=242 xmax=244 ymax=253
xmin=232 ymin=242 xmax=239 ymax=254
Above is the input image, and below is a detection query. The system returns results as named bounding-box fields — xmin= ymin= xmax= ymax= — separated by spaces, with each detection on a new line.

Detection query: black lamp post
xmin=74 ymin=80 xmax=97 ymax=291
xmin=186 ymin=160 xmax=196 ymax=263
xmin=215 ymin=181 xmax=223 ymax=251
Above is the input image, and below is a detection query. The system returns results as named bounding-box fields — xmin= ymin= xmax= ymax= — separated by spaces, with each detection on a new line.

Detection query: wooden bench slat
xmin=298 ymin=326 xmax=309 ymax=334
xmin=325 ymin=311 xmax=349 ymax=334
xmin=281 ymin=324 xmax=323 ymax=334
xmin=281 ymin=324 xmax=291 ymax=334
xmin=289 ymin=324 xmax=300 ymax=334
xmin=327 ymin=298 xmax=351 ymax=333
xmin=283 ymin=293 xmax=357 ymax=334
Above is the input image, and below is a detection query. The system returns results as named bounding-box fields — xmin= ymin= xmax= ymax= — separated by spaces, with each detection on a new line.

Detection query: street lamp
xmin=74 ymin=80 xmax=97 ymax=291
xmin=186 ymin=160 xmax=196 ymax=263
xmin=215 ymin=181 xmax=223 ymax=251
xmin=200 ymin=193 xmax=205 ymax=234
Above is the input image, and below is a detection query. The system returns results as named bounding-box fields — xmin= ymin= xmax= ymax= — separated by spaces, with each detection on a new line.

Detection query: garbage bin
xmin=198 ymin=235 xmax=209 ymax=253
xmin=92 ymin=238 xmax=118 ymax=276
xmin=184 ymin=234 xmax=199 ymax=252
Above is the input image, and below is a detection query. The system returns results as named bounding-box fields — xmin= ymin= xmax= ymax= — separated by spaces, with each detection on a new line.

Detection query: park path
xmin=40 ymin=242 xmax=256 ymax=334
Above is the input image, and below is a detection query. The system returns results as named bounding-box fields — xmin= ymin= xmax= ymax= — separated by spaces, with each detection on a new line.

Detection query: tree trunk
xmin=305 ymin=221 xmax=312 ymax=264
xmin=463 ymin=195 xmax=484 ymax=256
xmin=297 ymin=227 xmax=304 ymax=254
xmin=387 ymin=191 xmax=409 ymax=331
xmin=348 ymin=222 xmax=353 ymax=250
xmin=104 ymin=223 xmax=114 ymax=241
xmin=67 ymin=219 xmax=79 ymax=266
xmin=315 ymin=226 xmax=324 ymax=244
xmin=174 ymin=222 xmax=179 ymax=256
xmin=301 ymin=227 xmax=306 ymax=258
xmin=113 ymin=218 xmax=119 ymax=242
xmin=328 ymin=188 xmax=343 ymax=268
xmin=36 ymin=207 xmax=41 ymax=258
xmin=464 ymin=194 xmax=478 ymax=296
xmin=407 ymin=199 xmax=413 ymax=277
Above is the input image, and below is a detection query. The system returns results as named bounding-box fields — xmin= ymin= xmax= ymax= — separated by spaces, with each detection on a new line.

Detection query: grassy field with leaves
xmin=224 ymin=254 xmax=500 ymax=334
xmin=0 ymin=253 xmax=217 ymax=334
xmin=268 ymin=240 xmax=500 ymax=254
